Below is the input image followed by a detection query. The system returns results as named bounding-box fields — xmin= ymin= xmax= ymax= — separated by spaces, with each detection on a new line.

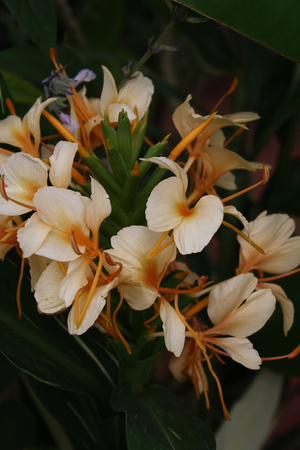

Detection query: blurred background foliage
xmin=0 ymin=0 xmax=300 ymax=449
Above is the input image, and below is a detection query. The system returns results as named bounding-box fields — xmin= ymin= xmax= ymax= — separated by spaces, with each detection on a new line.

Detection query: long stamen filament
xmin=146 ymin=231 xmax=174 ymax=260
xmin=184 ymin=296 xmax=209 ymax=320
xmin=112 ymin=288 xmax=132 ymax=354
xmin=203 ymin=351 xmax=230 ymax=420
xmin=211 ymin=76 xmax=238 ymax=114
xmin=222 ymin=165 xmax=269 ymax=204
xmin=258 ymin=267 xmax=300 ymax=282
xmin=222 ymin=220 xmax=265 ymax=254
xmin=174 ymin=294 xmax=206 ymax=351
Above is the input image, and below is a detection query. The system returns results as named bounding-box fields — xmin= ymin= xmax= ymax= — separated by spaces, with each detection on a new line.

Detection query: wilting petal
xmin=146 ymin=177 xmax=187 ymax=231
xmin=160 ymin=298 xmax=185 ymax=357
xmin=49 ymin=141 xmax=78 ymax=188
xmin=29 ymin=254 xmax=48 ymax=291
xmin=17 ymin=212 xmax=53 ymax=258
xmin=258 ymin=282 xmax=294 ymax=336
xmin=86 ymin=178 xmax=111 ymax=235
xmin=173 ymin=195 xmax=223 ymax=255
xmin=208 ymin=274 xmax=257 ymax=325
xmin=35 ymin=261 xmax=66 ymax=314
xmin=212 ymin=337 xmax=261 ymax=370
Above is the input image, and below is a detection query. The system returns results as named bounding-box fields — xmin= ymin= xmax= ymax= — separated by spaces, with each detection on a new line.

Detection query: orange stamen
xmin=146 ymin=230 xmax=173 ymax=260
xmin=50 ymin=48 xmax=60 ymax=70
xmin=184 ymin=296 xmax=209 ymax=320
xmin=113 ymin=288 xmax=132 ymax=354
xmin=262 ymin=344 xmax=300 ymax=361
xmin=224 ymin=125 xmax=244 ymax=148
xmin=6 ymin=98 xmax=16 ymax=115
xmin=97 ymin=315 xmax=119 ymax=339
xmin=258 ymin=267 xmax=300 ymax=282
xmin=144 ymin=136 xmax=154 ymax=147
xmin=222 ymin=220 xmax=265 ymax=254
xmin=174 ymin=294 xmax=206 ymax=351
xmin=211 ymin=76 xmax=238 ymax=114
xmin=195 ymin=359 xmax=210 ymax=409
xmin=222 ymin=165 xmax=269 ymax=204
xmin=16 ymin=256 xmax=25 ymax=318
xmin=168 ymin=112 xmax=217 ymax=161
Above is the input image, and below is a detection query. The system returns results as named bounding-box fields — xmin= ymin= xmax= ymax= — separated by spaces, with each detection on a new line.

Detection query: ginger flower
xmin=144 ymin=157 xmax=248 ymax=255
xmin=104 ymin=225 xmax=177 ymax=310
xmin=99 ymin=66 xmax=154 ymax=123
xmin=237 ymin=211 xmax=300 ymax=335
xmin=17 ymin=178 xmax=111 ymax=261
xmin=0 ymin=97 xmax=56 ymax=158
xmin=34 ymin=259 xmax=118 ymax=335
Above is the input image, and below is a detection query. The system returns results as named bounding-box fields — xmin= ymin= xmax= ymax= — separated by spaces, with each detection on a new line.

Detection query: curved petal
xmin=86 ymin=178 xmax=111 ymax=235
xmin=34 ymin=261 xmax=66 ymax=314
xmin=142 ymin=156 xmax=188 ymax=191
xmin=256 ymin=237 xmax=300 ymax=274
xmin=215 ymin=172 xmax=237 ymax=190
xmin=160 ymin=298 xmax=186 ymax=357
xmin=0 ymin=194 xmax=31 ymax=215
xmin=17 ymin=212 xmax=53 ymax=258
xmin=120 ymin=282 xmax=158 ymax=310
xmin=210 ymin=289 xmax=276 ymax=337
xmin=224 ymin=205 xmax=250 ymax=237
xmin=35 ymin=228 xmax=83 ymax=261
xmin=118 ymin=71 xmax=154 ymax=120
xmin=107 ymin=103 xmax=136 ymax=123
xmin=0 ymin=115 xmax=33 ymax=153
xmin=208 ymin=273 xmax=257 ymax=325
xmin=29 ymin=254 xmax=48 ymax=291
xmin=146 ymin=177 xmax=187 ymax=232
xmin=212 ymin=337 xmax=261 ymax=370
xmin=258 ymin=282 xmax=294 ymax=336
xmin=99 ymin=66 xmax=118 ymax=116
xmin=173 ymin=195 xmax=223 ymax=255
xmin=49 ymin=141 xmax=78 ymax=188
xmin=26 ymin=97 xmax=57 ymax=153
xmin=59 ymin=257 xmax=90 ymax=307
xmin=172 ymin=94 xmax=194 ymax=139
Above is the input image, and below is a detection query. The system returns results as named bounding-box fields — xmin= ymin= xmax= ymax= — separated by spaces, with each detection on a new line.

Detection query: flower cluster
xmin=0 ymin=51 xmax=299 ymax=419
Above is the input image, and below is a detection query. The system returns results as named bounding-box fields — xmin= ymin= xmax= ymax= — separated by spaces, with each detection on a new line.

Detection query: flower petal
xmin=118 ymin=71 xmax=154 ymax=120
xmin=142 ymin=156 xmax=188 ymax=191
xmin=59 ymin=257 xmax=90 ymax=307
xmin=86 ymin=178 xmax=111 ymax=235
xmin=17 ymin=212 xmax=53 ymax=258
xmin=34 ymin=261 xmax=66 ymax=314
xmin=224 ymin=205 xmax=250 ymax=237
xmin=212 ymin=337 xmax=261 ymax=369
xmin=49 ymin=141 xmax=78 ymax=188
xmin=160 ymin=298 xmax=185 ymax=357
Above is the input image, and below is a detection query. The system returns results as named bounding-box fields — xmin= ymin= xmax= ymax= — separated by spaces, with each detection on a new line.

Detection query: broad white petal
xmin=213 ymin=337 xmax=261 ymax=370
xmin=174 ymin=195 xmax=223 ymax=255
xmin=160 ymin=298 xmax=185 ymax=357
xmin=49 ymin=141 xmax=78 ymax=188
xmin=29 ymin=254 xmax=48 ymax=291
xmin=34 ymin=261 xmax=66 ymax=314
xmin=118 ymin=71 xmax=154 ymax=120
xmin=120 ymin=282 xmax=158 ymax=310
xmin=35 ymin=228 xmax=83 ymax=261
xmin=146 ymin=177 xmax=187 ymax=232
xmin=172 ymin=94 xmax=194 ymax=139
xmin=0 ymin=115 xmax=33 ymax=153
xmin=208 ymin=274 xmax=257 ymax=325
xmin=107 ymin=103 xmax=136 ymax=123
xmin=215 ymin=172 xmax=237 ymax=190
xmin=86 ymin=178 xmax=111 ymax=235
xmin=258 ymin=282 xmax=294 ymax=336
xmin=17 ymin=212 xmax=53 ymax=258
xmin=257 ymin=237 xmax=300 ymax=274
xmin=211 ymin=289 xmax=276 ymax=337
xmin=0 ymin=194 xmax=31 ymax=215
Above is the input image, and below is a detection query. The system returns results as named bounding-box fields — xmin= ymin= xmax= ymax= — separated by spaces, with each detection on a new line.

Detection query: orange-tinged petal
xmin=160 ymin=298 xmax=186 ymax=357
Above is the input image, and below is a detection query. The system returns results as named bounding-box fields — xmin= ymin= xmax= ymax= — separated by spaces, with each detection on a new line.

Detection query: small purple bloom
xmin=59 ymin=113 xmax=80 ymax=132
xmin=73 ymin=69 xmax=96 ymax=86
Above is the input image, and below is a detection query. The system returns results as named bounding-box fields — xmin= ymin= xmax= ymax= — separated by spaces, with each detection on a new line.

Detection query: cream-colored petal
xmin=99 ymin=66 xmax=118 ymax=116
xmin=3 ymin=152 xmax=48 ymax=193
xmin=224 ymin=205 xmax=250 ymax=237
xmin=204 ymin=147 xmax=255 ymax=177
xmin=210 ymin=289 xmax=276 ymax=337
xmin=0 ymin=194 xmax=31 ymax=215
xmin=146 ymin=177 xmax=187 ymax=232
xmin=120 ymin=282 xmax=158 ymax=310
xmin=142 ymin=156 xmax=188 ymax=191
xmin=35 ymin=228 xmax=83 ymax=261
xmin=208 ymin=274 xmax=257 ymax=325
xmin=212 ymin=337 xmax=261 ymax=370
xmin=224 ymin=112 xmax=260 ymax=124
xmin=0 ymin=115 xmax=33 ymax=153
xmin=26 ymin=97 xmax=57 ymax=153
xmin=258 ymin=282 xmax=294 ymax=336
xmin=86 ymin=178 xmax=111 ymax=235
xmin=68 ymin=278 xmax=118 ymax=335
xmin=83 ymin=114 xmax=103 ymax=150
xmin=29 ymin=254 xmax=48 ymax=291
xmin=160 ymin=298 xmax=185 ymax=357
xmin=17 ymin=212 xmax=53 ymax=258
xmin=49 ymin=141 xmax=78 ymax=188
xmin=59 ymin=257 xmax=90 ymax=307
xmin=256 ymin=237 xmax=300 ymax=274
xmin=34 ymin=261 xmax=66 ymax=314
xmin=118 ymin=71 xmax=154 ymax=120
xmin=107 ymin=103 xmax=136 ymax=123
xmin=172 ymin=94 xmax=194 ymax=139
xmin=33 ymin=187 xmax=90 ymax=238
xmin=173 ymin=195 xmax=223 ymax=255
xmin=215 ymin=172 xmax=237 ymax=190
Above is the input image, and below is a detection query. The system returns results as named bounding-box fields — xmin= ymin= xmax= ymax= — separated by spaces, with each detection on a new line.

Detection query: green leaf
xmin=175 ymin=0 xmax=300 ymax=62
xmin=1 ymin=70 xmax=43 ymax=104
xmin=111 ymin=382 xmax=216 ymax=450
xmin=0 ymin=256 xmax=117 ymax=413
xmin=116 ymin=111 xmax=132 ymax=171
xmin=3 ymin=0 xmax=57 ymax=55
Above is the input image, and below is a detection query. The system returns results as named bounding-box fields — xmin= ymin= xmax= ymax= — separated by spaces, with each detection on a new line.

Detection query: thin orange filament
xmin=112 ymin=288 xmax=132 ymax=354
xmin=16 ymin=257 xmax=25 ymax=318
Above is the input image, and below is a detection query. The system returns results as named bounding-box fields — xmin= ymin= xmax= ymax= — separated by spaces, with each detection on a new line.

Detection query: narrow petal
xmin=49 ymin=141 xmax=78 ymax=188
xmin=173 ymin=195 xmax=223 ymax=255
xmin=160 ymin=298 xmax=186 ymax=357
xmin=99 ymin=66 xmax=118 ymax=116
xmin=212 ymin=337 xmax=261 ymax=370
xmin=224 ymin=205 xmax=250 ymax=237
xmin=172 ymin=94 xmax=194 ymax=139
xmin=142 ymin=156 xmax=188 ymax=191
xmin=0 ymin=115 xmax=33 ymax=153
xmin=86 ymin=178 xmax=111 ymax=235
xmin=34 ymin=261 xmax=66 ymax=314
xmin=26 ymin=97 xmax=57 ymax=153
xmin=29 ymin=254 xmax=48 ymax=291
xmin=59 ymin=257 xmax=90 ymax=307
xmin=258 ymin=282 xmax=294 ymax=336
xmin=208 ymin=274 xmax=257 ymax=325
